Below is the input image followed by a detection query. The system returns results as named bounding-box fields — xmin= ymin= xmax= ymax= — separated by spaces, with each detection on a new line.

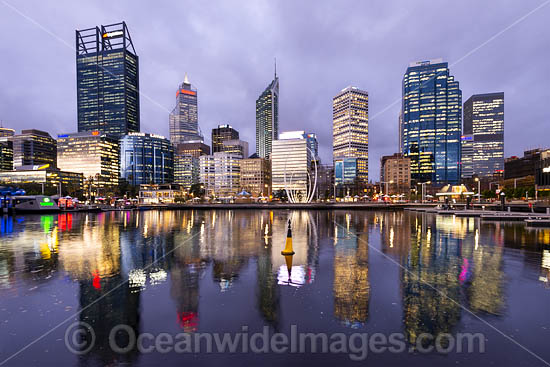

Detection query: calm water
xmin=1 ymin=210 xmax=550 ymax=366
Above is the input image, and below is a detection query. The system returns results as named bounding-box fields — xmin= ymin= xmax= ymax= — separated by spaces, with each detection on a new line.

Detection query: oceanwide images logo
xmin=65 ymin=322 xmax=486 ymax=360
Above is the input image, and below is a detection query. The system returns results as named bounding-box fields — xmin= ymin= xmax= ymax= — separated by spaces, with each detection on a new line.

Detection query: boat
xmin=13 ymin=195 xmax=60 ymax=213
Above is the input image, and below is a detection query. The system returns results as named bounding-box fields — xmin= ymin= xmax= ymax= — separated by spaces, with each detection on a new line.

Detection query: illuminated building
xmin=57 ymin=131 xmax=119 ymax=189
xmin=0 ymin=167 xmax=83 ymax=192
xmin=120 ymin=132 xmax=174 ymax=185
xmin=214 ymin=152 xmax=241 ymax=197
xmin=212 ymin=125 xmax=239 ymax=153
xmin=240 ymin=155 xmax=271 ymax=196
xmin=398 ymin=110 xmax=403 ymax=153
xmin=461 ymin=93 xmax=504 ymax=179
xmin=174 ymin=154 xmax=199 ymax=190
xmin=138 ymin=184 xmax=184 ymax=204
xmin=222 ymin=139 xmax=249 ymax=158
xmin=401 ymin=59 xmax=462 ymax=184
xmin=169 ymin=75 xmax=203 ymax=144
xmin=317 ymin=164 xmax=334 ymax=199
xmin=536 ymin=150 xmax=550 ymax=190
xmin=76 ymin=22 xmax=139 ymax=138
xmin=380 ymin=153 xmax=411 ymax=193
xmin=334 ymin=157 xmax=358 ymax=186
xmin=199 ymin=155 xmax=215 ymax=196
xmin=175 ymin=141 xmax=210 ymax=158
xmin=332 ymin=86 xmax=369 ymax=183
xmin=504 ymin=148 xmax=547 ymax=187
xmin=0 ymin=138 xmax=13 ymax=171
xmin=271 ymin=132 xmax=311 ymax=198
xmin=11 ymin=129 xmax=57 ymax=169
xmin=0 ymin=127 xmax=15 ymax=138
xmin=256 ymin=70 xmax=279 ymax=158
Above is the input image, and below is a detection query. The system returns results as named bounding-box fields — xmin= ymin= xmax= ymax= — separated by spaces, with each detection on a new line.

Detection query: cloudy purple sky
xmin=1 ymin=1 xmax=549 ymax=180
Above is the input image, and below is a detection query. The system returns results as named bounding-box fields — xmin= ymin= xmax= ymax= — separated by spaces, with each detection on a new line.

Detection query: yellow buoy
xmin=284 ymin=254 xmax=293 ymax=278
xmin=281 ymin=219 xmax=295 ymax=255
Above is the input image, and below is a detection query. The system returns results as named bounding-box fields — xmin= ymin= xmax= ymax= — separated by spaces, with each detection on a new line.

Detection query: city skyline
xmin=0 ymin=1 xmax=549 ymax=180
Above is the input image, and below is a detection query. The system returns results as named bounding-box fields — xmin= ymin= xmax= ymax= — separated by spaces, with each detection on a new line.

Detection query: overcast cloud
xmin=0 ymin=0 xmax=549 ymax=180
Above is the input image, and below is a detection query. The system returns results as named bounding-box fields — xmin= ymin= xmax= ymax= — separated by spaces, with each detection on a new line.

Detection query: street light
xmin=416 ymin=181 xmax=431 ymax=203
xmin=474 ymin=177 xmax=481 ymax=203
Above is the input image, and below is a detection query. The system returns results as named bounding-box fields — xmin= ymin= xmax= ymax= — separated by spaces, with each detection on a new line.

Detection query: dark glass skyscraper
xmin=461 ymin=93 xmax=504 ymax=178
xmin=401 ymin=59 xmax=462 ymax=184
xmin=256 ymin=71 xmax=279 ymax=158
xmin=169 ymin=75 xmax=202 ymax=144
xmin=76 ymin=22 xmax=140 ymax=138
xmin=11 ymin=129 xmax=57 ymax=169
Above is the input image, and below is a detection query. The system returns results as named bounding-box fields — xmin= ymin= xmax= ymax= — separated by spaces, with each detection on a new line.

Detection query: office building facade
xmin=461 ymin=92 xmax=504 ymax=179
xmin=11 ymin=129 xmax=57 ymax=169
xmin=0 ymin=168 xmax=83 ymax=194
xmin=199 ymin=155 xmax=216 ymax=197
xmin=0 ymin=138 xmax=13 ymax=171
xmin=240 ymin=156 xmax=271 ymax=197
xmin=175 ymin=141 xmax=210 ymax=159
xmin=380 ymin=153 xmax=411 ymax=193
xmin=57 ymin=131 xmax=120 ymax=189
xmin=120 ymin=133 xmax=174 ymax=186
xmin=212 ymin=125 xmax=239 ymax=153
xmin=271 ymin=133 xmax=311 ymax=198
xmin=401 ymin=59 xmax=461 ymax=184
xmin=332 ymin=86 xmax=369 ymax=183
xmin=222 ymin=139 xmax=249 ymax=158
xmin=334 ymin=157 xmax=359 ymax=186
xmin=214 ymin=152 xmax=241 ymax=197
xmin=174 ymin=154 xmax=199 ymax=190
xmin=256 ymin=73 xmax=279 ymax=158
xmin=76 ymin=22 xmax=140 ymax=137
xmin=169 ymin=75 xmax=203 ymax=144
xmin=0 ymin=127 xmax=15 ymax=138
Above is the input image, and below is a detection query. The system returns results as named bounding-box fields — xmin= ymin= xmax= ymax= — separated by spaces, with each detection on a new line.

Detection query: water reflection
xmin=0 ymin=210 xmax=549 ymax=365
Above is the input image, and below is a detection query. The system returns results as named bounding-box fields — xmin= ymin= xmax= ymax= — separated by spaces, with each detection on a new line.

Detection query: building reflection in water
xmin=332 ymin=212 xmax=370 ymax=328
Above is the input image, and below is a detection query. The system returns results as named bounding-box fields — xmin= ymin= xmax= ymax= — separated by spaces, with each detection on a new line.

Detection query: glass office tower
xmin=120 ymin=133 xmax=174 ymax=186
xmin=462 ymin=93 xmax=504 ymax=178
xmin=169 ymin=75 xmax=203 ymax=144
xmin=256 ymin=72 xmax=279 ymax=158
xmin=401 ymin=59 xmax=462 ymax=184
xmin=332 ymin=86 xmax=369 ymax=183
xmin=76 ymin=22 xmax=140 ymax=138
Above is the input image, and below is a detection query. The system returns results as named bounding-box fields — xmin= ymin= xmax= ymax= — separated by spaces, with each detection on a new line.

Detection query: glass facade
xmin=256 ymin=75 xmax=279 ymax=158
xmin=334 ymin=158 xmax=358 ymax=185
xmin=332 ymin=87 xmax=369 ymax=183
xmin=240 ymin=157 xmax=271 ymax=196
xmin=76 ymin=22 xmax=140 ymax=138
xmin=169 ymin=75 xmax=203 ymax=144
xmin=462 ymin=93 xmax=504 ymax=178
xmin=11 ymin=129 xmax=57 ymax=169
xmin=212 ymin=125 xmax=239 ymax=153
xmin=57 ymin=131 xmax=120 ymax=188
xmin=0 ymin=169 xmax=83 ymax=192
xmin=401 ymin=59 xmax=461 ymax=184
xmin=222 ymin=139 xmax=249 ymax=158
xmin=174 ymin=154 xmax=199 ymax=190
xmin=120 ymin=133 xmax=174 ymax=186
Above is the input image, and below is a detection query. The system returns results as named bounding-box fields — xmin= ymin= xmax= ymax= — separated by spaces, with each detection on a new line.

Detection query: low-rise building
xmin=138 ymin=184 xmax=184 ymax=204
xmin=380 ymin=153 xmax=411 ymax=193
xmin=214 ymin=152 xmax=241 ymax=197
xmin=0 ymin=166 xmax=83 ymax=195
xmin=535 ymin=150 xmax=550 ymax=191
xmin=240 ymin=154 xmax=271 ymax=197
xmin=11 ymin=129 xmax=57 ymax=169
xmin=199 ymin=155 xmax=215 ymax=197
xmin=504 ymin=149 xmax=545 ymax=188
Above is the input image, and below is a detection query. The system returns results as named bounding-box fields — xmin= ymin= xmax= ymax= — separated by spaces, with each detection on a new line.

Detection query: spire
xmin=184 ymin=73 xmax=190 ymax=84
xmin=274 ymin=58 xmax=277 ymax=79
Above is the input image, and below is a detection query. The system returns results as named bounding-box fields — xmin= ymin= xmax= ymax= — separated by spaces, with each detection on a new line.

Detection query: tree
xmin=189 ymin=183 xmax=205 ymax=198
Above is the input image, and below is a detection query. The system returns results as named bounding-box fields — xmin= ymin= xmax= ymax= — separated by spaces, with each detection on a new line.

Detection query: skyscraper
xmin=256 ymin=70 xmax=279 ymax=158
xmin=212 ymin=125 xmax=239 ymax=153
xmin=332 ymin=86 xmax=369 ymax=183
xmin=169 ymin=75 xmax=203 ymax=144
xmin=76 ymin=22 xmax=140 ymax=138
xmin=461 ymin=93 xmax=504 ymax=179
xmin=401 ymin=59 xmax=462 ymax=184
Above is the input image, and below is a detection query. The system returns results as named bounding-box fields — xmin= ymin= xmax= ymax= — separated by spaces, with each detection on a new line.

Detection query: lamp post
xmin=416 ymin=181 xmax=431 ymax=203
xmin=474 ymin=177 xmax=481 ymax=203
